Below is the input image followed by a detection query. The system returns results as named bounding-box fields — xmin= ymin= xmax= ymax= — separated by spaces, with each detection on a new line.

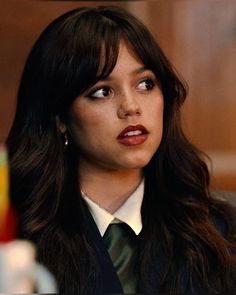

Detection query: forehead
xmin=98 ymin=39 xmax=144 ymax=76
xmin=112 ymin=42 xmax=146 ymax=76
xmin=117 ymin=41 xmax=142 ymax=63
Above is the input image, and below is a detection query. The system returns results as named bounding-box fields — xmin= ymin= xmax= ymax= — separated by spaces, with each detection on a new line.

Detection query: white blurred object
xmin=0 ymin=240 xmax=57 ymax=293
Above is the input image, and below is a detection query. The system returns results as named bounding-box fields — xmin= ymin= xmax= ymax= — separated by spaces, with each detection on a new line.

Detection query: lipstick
xmin=117 ymin=124 xmax=148 ymax=146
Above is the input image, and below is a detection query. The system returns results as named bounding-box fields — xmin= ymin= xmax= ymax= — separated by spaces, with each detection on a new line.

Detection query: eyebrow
xmin=131 ymin=66 xmax=150 ymax=75
xmin=100 ymin=66 xmax=151 ymax=81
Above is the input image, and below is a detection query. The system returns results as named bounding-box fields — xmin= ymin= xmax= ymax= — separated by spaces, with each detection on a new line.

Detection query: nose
xmin=117 ymin=91 xmax=142 ymax=119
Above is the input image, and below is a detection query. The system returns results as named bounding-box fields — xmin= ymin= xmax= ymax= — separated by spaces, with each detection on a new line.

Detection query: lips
xmin=117 ymin=125 xmax=149 ymax=146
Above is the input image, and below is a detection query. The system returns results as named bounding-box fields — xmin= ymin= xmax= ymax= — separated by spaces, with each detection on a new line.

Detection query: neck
xmin=79 ymin=160 xmax=142 ymax=213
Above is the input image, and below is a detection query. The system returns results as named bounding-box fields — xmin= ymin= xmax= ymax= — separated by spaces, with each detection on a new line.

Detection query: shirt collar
xmin=82 ymin=179 xmax=144 ymax=236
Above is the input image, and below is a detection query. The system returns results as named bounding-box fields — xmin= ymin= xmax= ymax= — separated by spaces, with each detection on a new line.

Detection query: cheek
xmin=153 ymin=99 xmax=164 ymax=115
xmin=147 ymin=96 xmax=164 ymax=124
xmin=69 ymin=105 xmax=110 ymax=144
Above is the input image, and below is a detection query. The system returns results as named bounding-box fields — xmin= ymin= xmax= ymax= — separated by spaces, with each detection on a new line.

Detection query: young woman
xmin=6 ymin=6 xmax=236 ymax=294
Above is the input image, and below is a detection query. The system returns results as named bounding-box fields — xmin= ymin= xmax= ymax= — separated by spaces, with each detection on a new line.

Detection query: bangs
xmin=55 ymin=11 xmax=122 ymax=102
xmin=37 ymin=8 xmax=124 ymax=112
xmin=34 ymin=6 xmax=186 ymax=115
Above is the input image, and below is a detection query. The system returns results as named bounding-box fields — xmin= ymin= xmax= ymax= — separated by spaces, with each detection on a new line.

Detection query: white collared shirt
xmin=82 ymin=179 xmax=144 ymax=236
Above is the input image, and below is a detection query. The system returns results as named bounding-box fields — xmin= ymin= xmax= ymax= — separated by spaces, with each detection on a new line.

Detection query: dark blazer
xmin=82 ymin=201 xmax=229 ymax=295
xmin=83 ymin=203 xmax=123 ymax=293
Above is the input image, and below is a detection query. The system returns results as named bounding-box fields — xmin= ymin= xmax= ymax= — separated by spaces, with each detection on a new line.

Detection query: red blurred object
xmin=0 ymin=206 xmax=18 ymax=242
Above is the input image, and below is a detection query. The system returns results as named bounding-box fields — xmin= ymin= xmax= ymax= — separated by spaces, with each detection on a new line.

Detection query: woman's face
xmin=68 ymin=41 xmax=164 ymax=172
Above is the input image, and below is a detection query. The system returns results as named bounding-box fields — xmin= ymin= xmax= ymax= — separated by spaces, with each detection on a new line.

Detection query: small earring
xmin=63 ymin=132 xmax=68 ymax=147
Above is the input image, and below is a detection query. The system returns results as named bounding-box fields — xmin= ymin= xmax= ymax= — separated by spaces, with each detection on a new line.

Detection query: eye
xmin=87 ymin=87 xmax=112 ymax=99
xmin=137 ymin=78 xmax=155 ymax=91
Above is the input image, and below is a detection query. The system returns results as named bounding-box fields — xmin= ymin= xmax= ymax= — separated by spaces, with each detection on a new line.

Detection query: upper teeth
xmin=124 ymin=130 xmax=142 ymax=137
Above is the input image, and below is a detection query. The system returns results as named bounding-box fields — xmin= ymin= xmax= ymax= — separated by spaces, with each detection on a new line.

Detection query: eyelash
xmin=87 ymin=77 xmax=157 ymax=100
xmin=87 ymin=86 xmax=112 ymax=100
xmin=137 ymin=78 xmax=156 ymax=91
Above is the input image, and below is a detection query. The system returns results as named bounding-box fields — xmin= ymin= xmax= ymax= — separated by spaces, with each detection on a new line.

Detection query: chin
xmin=120 ymin=156 xmax=153 ymax=170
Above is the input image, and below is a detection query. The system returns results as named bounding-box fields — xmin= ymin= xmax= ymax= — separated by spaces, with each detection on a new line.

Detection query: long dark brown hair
xmin=6 ymin=6 xmax=236 ymax=294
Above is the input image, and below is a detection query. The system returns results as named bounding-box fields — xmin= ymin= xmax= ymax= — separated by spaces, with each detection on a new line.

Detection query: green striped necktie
xmin=103 ymin=223 xmax=139 ymax=293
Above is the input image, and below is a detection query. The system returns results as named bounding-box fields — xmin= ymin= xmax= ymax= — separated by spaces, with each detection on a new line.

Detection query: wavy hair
xmin=7 ymin=6 xmax=236 ymax=294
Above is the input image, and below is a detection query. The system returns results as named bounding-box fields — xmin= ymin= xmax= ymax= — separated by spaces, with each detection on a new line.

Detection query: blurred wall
xmin=0 ymin=0 xmax=235 ymax=190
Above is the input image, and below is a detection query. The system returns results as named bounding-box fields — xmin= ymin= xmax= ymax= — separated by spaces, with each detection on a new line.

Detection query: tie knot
xmin=104 ymin=223 xmax=136 ymax=244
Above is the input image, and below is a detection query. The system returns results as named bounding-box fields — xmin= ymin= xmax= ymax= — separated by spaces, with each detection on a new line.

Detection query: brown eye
xmin=137 ymin=79 xmax=155 ymax=91
xmin=88 ymin=87 xmax=112 ymax=99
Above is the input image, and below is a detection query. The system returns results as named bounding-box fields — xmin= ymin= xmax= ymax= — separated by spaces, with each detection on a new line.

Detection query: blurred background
xmin=0 ymin=0 xmax=235 ymax=191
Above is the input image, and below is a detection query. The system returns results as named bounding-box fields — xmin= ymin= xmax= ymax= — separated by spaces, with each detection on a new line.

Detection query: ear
xmin=56 ymin=116 xmax=67 ymax=133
